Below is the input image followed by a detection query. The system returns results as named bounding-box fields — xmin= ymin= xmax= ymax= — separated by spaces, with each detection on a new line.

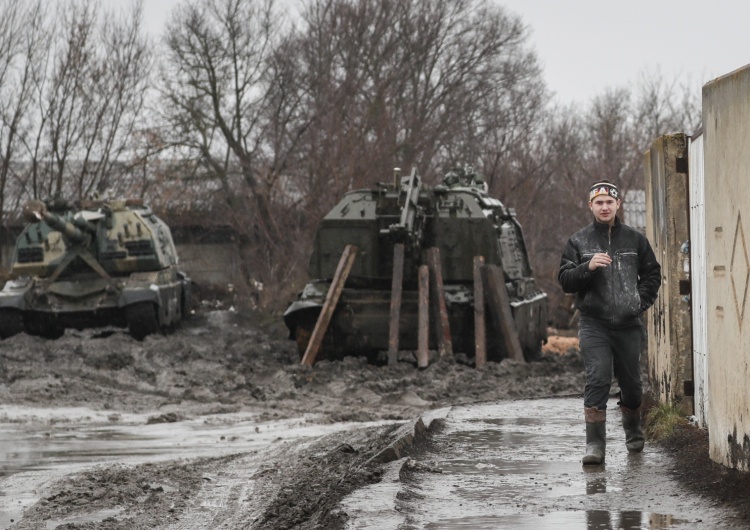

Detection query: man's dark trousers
xmin=579 ymin=318 xmax=644 ymax=411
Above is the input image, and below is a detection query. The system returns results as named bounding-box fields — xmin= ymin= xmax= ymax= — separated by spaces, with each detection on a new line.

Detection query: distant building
xmin=623 ymin=189 xmax=646 ymax=233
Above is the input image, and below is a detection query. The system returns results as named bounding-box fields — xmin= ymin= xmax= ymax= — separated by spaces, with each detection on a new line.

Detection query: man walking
xmin=558 ymin=180 xmax=661 ymax=465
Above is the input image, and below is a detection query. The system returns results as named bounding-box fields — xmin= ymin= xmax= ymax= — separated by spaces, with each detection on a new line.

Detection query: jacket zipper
xmin=609 ymin=226 xmax=614 ymax=325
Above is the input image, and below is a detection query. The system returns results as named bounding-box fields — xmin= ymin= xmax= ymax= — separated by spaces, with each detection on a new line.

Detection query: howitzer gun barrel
xmin=382 ymin=167 xmax=422 ymax=242
xmin=398 ymin=167 xmax=420 ymax=231
xmin=22 ymin=200 xmax=94 ymax=243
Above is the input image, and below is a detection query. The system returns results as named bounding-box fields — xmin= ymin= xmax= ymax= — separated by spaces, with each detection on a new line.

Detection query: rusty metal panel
xmin=644 ymin=133 xmax=693 ymax=416
xmin=689 ymin=133 xmax=709 ymax=429
xmin=703 ymin=65 xmax=750 ymax=470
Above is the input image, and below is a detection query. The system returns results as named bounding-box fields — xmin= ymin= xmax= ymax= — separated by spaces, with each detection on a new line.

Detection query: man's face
xmin=589 ymin=196 xmax=620 ymax=225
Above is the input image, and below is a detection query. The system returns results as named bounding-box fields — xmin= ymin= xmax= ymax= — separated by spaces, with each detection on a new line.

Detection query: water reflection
xmin=586 ymin=509 xmax=612 ymax=529
xmin=585 ymin=510 xmax=681 ymax=529
xmin=583 ymin=473 xmax=680 ymax=530
xmin=582 ymin=463 xmax=607 ymax=491
xmin=423 ymin=510 xmax=684 ymax=530
xmin=582 ymin=468 xmax=665 ymax=529
xmin=648 ymin=513 xmax=679 ymax=528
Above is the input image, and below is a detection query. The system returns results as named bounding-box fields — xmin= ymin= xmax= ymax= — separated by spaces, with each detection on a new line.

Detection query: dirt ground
xmin=661 ymin=423 xmax=750 ymax=526
xmin=1 ymin=310 xmax=749 ymax=528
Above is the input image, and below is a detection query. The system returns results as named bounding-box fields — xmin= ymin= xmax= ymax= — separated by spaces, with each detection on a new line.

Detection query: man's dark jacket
xmin=558 ymin=217 xmax=661 ymax=328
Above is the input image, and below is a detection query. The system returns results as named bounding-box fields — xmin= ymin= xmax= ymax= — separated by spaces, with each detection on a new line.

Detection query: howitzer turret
xmin=0 ymin=197 xmax=191 ymax=340
xmin=23 ymin=199 xmax=95 ymax=244
xmin=284 ymin=167 xmax=548 ymax=364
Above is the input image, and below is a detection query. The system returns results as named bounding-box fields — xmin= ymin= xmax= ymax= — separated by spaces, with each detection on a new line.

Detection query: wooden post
xmin=417 ymin=264 xmax=430 ymax=369
xmin=473 ymin=256 xmax=486 ymax=368
xmin=387 ymin=244 xmax=405 ymax=366
xmin=427 ymin=247 xmax=453 ymax=357
xmin=483 ymin=263 xmax=525 ymax=362
xmin=300 ymin=245 xmax=358 ymax=367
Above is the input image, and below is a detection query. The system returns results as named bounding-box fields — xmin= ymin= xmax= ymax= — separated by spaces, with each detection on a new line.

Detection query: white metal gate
xmin=689 ymin=133 xmax=708 ymax=428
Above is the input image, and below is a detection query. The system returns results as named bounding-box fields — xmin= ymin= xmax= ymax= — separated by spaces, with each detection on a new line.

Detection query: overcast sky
xmin=499 ymin=0 xmax=749 ymax=105
xmin=128 ymin=0 xmax=748 ymax=107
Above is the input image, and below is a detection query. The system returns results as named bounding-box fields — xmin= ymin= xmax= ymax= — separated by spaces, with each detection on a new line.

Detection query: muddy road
xmin=0 ymin=310 xmax=746 ymax=529
xmin=355 ymin=398 xmax=732 ymax=529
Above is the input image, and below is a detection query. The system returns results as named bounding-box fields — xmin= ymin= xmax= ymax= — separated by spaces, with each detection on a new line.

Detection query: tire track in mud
xmin=160 ymin=455 xmax=258 ymax=529
xmin=159 ymin=437 xmax=326 ymax=530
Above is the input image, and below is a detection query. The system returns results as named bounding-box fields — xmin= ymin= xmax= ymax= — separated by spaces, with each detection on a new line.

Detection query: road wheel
xmin=0 ymin=309 xmax=23 ymax=339
xmin=24 ymin=314 xmax=65 ymax=339
xmin=126 ymin=302 xmax=160 ymax=340
xmin=40 ymin=322 xmax=65 ymax=340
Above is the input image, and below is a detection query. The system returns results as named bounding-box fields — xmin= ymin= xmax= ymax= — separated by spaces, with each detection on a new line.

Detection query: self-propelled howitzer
xmin=0 ymin=198 xmax=191 ymax=340
xmin=283 ymin=168 xmax=548 ymax=362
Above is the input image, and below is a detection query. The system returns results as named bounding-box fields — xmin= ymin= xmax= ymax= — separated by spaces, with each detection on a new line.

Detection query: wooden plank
xmin=300 ymin=245 xmax=358 ymax=367
xmin=417 ymin=264 xmax=430 ymax=369
xmin=387 ymin=244 xmax=405 ymax=366
xmin=473 ymin=256 xmax=486 ymax=368
xmin=483 ymin=263 xmax=525 ymax=362
xmin=427 ymin=247 xmax=453 ymax=357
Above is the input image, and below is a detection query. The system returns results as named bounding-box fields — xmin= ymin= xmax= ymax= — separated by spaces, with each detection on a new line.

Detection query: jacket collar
xmin=593 ymin=216 xmax=621 ymax=234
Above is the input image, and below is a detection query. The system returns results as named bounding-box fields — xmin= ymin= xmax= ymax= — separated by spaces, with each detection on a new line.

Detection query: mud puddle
xmin=346 ymin=398 xmax=728 ymax=529
xmin=0 ymin=406 xmax=393 ymax=529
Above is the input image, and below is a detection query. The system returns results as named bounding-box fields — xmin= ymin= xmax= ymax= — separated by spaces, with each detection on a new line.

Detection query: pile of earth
xmin=0 ymin=309 xmax=586 ymax=423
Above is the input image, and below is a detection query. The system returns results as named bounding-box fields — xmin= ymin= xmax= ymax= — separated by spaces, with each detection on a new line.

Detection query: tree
xmin=40 ymin=0 xmax=151 ymax=200
xmin=285 ymin=0 xmax=548 ymax=214
xmin=77 ymin=1 xmax=152 ymax=197
xmin=159 ymin=0 xmax=317 ymax=304
xmin=0 ymin=0 xmax=154 ymax=207
xmin=160 ymin=0 xmax=284 ymax=235
xmin=0 ymin=0 xmax=48 ymax=221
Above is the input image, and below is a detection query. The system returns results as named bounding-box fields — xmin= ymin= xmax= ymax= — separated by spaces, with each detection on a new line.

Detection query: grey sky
xmin=120 ymin=0 xmax=747 ymax=106
xmin=499 ymin=0 xmax=748 ymax=105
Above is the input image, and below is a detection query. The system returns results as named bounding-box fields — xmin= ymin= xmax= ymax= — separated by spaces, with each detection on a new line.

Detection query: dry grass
xmin=644 ymin=402 xmax=690 ymax=441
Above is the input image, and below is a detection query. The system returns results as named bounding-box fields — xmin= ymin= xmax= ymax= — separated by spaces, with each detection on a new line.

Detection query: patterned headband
xmin=589 ymin=182 xmax=619 ymax=201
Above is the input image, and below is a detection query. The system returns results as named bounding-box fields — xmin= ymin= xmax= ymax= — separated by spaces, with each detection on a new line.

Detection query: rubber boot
xmin=621 ymin=405 xmax=645 ymax=453
xmin=582 ymin=407 xmax=606 ymax=465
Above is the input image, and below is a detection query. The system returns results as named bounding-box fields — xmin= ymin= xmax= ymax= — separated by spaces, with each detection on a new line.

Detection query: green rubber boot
xmin=621 ymin=405 xmax=645 ymax=453
xmin=582 ymin=407 xmax=606 ymax=465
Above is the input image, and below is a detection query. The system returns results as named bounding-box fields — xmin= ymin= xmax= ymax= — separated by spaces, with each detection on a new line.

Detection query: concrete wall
xmin=175 ymin=243 xmax=241 ymax=289
xmin=644 ymin=133 xmax=693 ymax=415
xmin=703 ymin=65 xmax=750 ymax=470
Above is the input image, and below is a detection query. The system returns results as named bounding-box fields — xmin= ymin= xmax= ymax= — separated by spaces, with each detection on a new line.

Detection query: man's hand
xmin=588 ymin=252 xmax=612 ymax=271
